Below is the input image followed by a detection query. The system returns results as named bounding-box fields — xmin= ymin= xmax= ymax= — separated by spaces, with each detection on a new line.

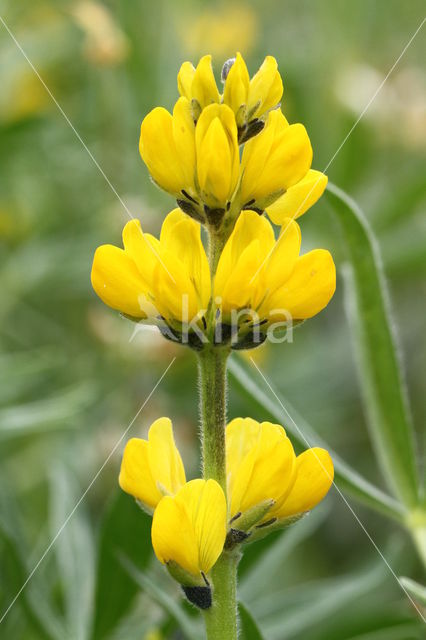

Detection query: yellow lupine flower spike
xmin=139 ymin=97 xmax=196 ymax=199
xmin=91 ymin=208 xmax=211 ymax=329
xmin=177 ymin=54 xmax=220 ymax=117
xmin=119 ymin=418 xmax=185 ymax=512
xmin=214 ymin=210 xmax=335 ymax=325
xmin=226 ymin=418 xmax=297 ymax=519
xmin=241 ymin=109 xmax=312 ymax=210
xmin=266 ymin=169 xmax=328 ymax=225
xmin=152 ymin=479 xmax=227 ymax=577
xmin=195 ymin=103 xmax=240 ymax=210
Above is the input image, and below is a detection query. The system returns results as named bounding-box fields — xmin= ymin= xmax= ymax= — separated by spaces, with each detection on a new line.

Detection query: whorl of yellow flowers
xmin=119 ymin=417 xmax=333 ymax=586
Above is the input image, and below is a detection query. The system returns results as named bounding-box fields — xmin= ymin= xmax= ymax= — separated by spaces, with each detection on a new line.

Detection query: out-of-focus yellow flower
xmin=266 ymin=170 xmax=328 ymax=225
xmin=178 ymin=54 xmax=220 ymax=117
xmin=178 ymin=6 xmax=257 ymax=59
xmin=71 ymin=1 xmax=129 ymax=66
xmin=152 ymin=479 xmax=227 ymax=577
xmin=214 ymin=210 xmax=335 ymax=324
xmin=139 ymin=97 xmax=196 ymax=199
xmin=240 ymin=110 xmax=313 ymax=209
xmin=119 ymin=418 xmax=185 ymax=512
xmin=91 ymin=208 xmax=211 ymax=328
xmin=195 ymin=104 xmax=240 ymax=209
xmin=226 ymin=418 xmax=333 ymax=531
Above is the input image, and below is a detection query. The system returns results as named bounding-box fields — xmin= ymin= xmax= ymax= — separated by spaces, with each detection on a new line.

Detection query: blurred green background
xmin=0 ymin=1 xmax=425 ymax=638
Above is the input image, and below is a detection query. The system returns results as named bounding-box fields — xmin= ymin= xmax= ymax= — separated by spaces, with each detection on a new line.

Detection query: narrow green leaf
xmin=399 ymin=577 xmax=426 ymax=608
xmin=91 ymin=491 xmax=152 ymax=640
xmin=119 ymin=554 xmax=201 ymax=640
xmin=238 ymin=602 xmax=264 ymax=640
xmin=326 ymin=182 xmax=419 ymax=507
xmin=49 ymin=465 xmax=95 ymax=640
xmin=229 ymin=356 xmax=405 ymax=522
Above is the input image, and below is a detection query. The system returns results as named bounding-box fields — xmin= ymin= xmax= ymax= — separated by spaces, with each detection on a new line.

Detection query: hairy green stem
xmin=203 ymin=552 xmax=239 ymax=640
xmin=197 ymin=347 xmax=229 ymax=492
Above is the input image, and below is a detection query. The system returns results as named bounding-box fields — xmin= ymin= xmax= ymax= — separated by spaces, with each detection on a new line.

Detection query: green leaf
xmin=119 ymin=553 xmax=201 ymax=640
xmin=399 ymin=577 xmax=426 ymax=608
xmin=229 ymin=356 xmax=405 ymax=522
xmin=0 ymin=483 xmax=65 ymax=640
xmin=49 ymin=465 xmax=95 ymax=640
xmin=238 ymin=602 xmax=264 ymax=640
xmin=325 ymin=183 xmax=419 ymax=507
xmin=90 ymin=491 xmax=153 ymax=640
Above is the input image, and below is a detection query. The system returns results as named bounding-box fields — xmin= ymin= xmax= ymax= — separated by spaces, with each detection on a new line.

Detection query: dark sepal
xmin=181 ymin=584 xmax=212 ymax=610
xmin=204 ymin=205 xmax=225 ymax=229
xmin=224 ymin=528 xmax=251 ymax=550
xmin=176 ymin=198 xmax=205 ymax=224
xmin=231 ymin=330 xmax=267 ymax=351
xmin=238 ymin=118 xmax=265 ymax=144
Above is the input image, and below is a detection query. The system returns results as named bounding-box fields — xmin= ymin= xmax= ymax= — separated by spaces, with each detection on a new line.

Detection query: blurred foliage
xmin=0 ymin=0 xmax=425 ymax=638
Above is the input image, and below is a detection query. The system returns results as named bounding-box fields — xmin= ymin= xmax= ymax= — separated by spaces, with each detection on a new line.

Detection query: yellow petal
xmin=152 ymin=479 xmax=226 ymax=576
xmin=177 ymin=61 xmax=196 ymax=99
xmin=119 ymin=438 xmax=161 ymax=509
xmin=266 ymin=249 xmax=336 ymax=320
xmin=195 ymin=104 xmax=239 ymax=206
xmin=226 ymin=419 xmax=296 ymax=517
xmin=266 ymin=170 xmax=328 ymax=224
xmin=139 ymin=107 xmax=185 ymax=194
xmin=147 ymin=418 xmax=186 ymax=496
xmin=191 ymin=54 xmax=220 ymax=109
xmin=152 ymin=494 xmax=200 ymax=575
xmin=248 ymin=55 xmax=283 ymax=118
xmin=261 ymin=218 xmax=301 ymax=294
xmin=240 ymin=110 xmax=289 ymax=204
xmin=172 ymin=97 xmax=196 ymax=190
xmin=276 ymin=448 xmax=334 ymax=519
xmin=159 ymin=209 xmax=211 ymax=311
xmin=91 ymin=244 xmax=147 ymax=318
xmin=223 ymin=52 xmax=250 ymax=117
xmin=214 ymin=210 xmax=274 ymax=301
xmin=122 ymin=219 xmax=161 ymax=290
xmin=253 ymin=122 xmax=313 ymax=199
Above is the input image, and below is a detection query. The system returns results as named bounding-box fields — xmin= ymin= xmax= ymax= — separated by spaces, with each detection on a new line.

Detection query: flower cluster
xmin=91 ymin=52 xmax=336 ymax=614
xmin=120 ymin=417 xmax=333 ymax=605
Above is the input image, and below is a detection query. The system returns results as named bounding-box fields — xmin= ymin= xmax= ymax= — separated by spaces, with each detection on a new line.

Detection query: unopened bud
xmin=221 ymin=57 xmax=236 ymax=82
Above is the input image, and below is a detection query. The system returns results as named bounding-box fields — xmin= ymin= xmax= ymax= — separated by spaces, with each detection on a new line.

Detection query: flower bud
xmin=178 ymin=54 xmax=220 ymax=120
xmin=223 ymin=52 xmax=249 ymax=128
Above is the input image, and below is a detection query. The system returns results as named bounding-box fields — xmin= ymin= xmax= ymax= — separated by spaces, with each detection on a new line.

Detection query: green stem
xmin=203 ymin=552 xmax=239 ymax=640
xmin=197 ymin=346 xmax=237 ymax=640
xmin=197 ymin=347 xmax=229 ymax=493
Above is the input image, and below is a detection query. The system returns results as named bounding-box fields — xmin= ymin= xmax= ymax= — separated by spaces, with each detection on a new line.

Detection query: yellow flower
xmin=119 ymin=418 xmax=185 ymax=512
xmin=226 ymin=419 xmax=296 ymax=519
xmin=266 ymin=170 xmax=328 ymax=225
xmin=226 ymin=418 xmax=334 ymax=530
xmin=91 ymin=208 xmax=211 ymax=328
xmin=139 ymin=97 xmax=196 ymax=198
xmin=247 ymin=55 xmax=283 ymax=120
xmin=195 ymin=104 xmax=240 ymax=210
xmin=177 ymin=54 xmax=220 ymax=117
xmin=240 ymin=110 xmax=312 ymax=209
xmin=223 ymin=54 xmax=283 ymax=136
xmin=214 ymin=210 xmax=336 ymax=325
xmin=152 ymin=479 xmax=227 ymax=577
